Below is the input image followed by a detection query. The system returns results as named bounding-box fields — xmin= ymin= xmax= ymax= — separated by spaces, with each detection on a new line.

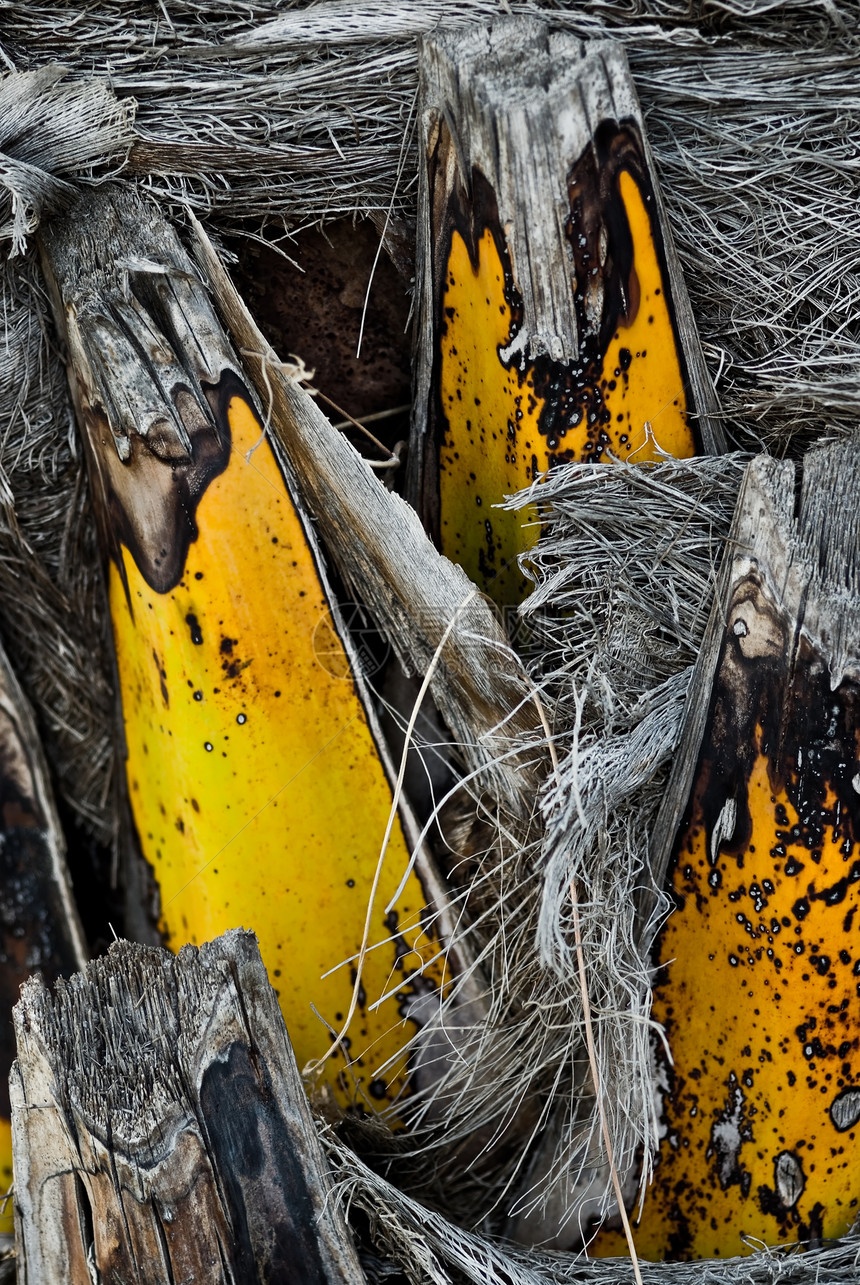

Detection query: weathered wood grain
xmin=599 ymin=439 xmax=860 ymax=1258
xmin=12 ymin=929 xmax=365 ymax=1284
xmin=411 ymin=20 xmax=723 ymax=605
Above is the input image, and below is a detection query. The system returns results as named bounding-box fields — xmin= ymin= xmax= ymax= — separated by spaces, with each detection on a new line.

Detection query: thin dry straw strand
xmin=306 ymin=587 xmax=479 ymax=1077
xmin=530 ymin=679 xmax=643 ymax=1284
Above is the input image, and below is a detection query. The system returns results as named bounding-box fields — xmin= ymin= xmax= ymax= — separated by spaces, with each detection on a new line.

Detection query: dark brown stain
xmin=423 ymin=122 xmax=522 ymax=548
xmin=566 ymin=126 xmax=647 ymax=360
xmin=799 ymin=1201 xmax=825 ymax=1248
xmin=152 ymin=649 xmax=170 ymax=707
xmin=185 ymin=613 xmax=203 ymax=646
xmin=78 ymin=370 xmax=250 ymax=601
xmin=546 ymin=120 xmax=696 ymax=460
xmin=232 ymin=220 xmax=413 ymax=459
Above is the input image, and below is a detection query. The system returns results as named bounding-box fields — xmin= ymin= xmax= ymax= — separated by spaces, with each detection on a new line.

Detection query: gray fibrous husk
xmin=0 ymin=65 xmax=134 ymax=256
xmin=1 ymin=0 xmax=857 ymax=451
xmin=507 ymin=456 xmax=748 ymax=1235
xmin=0 ymin=65 xmax=132 ymax=843
xmin=327 ymin=1124 xmax=860 ymax=1284
xmin=0 ymin=253 xmax=114 ymax=843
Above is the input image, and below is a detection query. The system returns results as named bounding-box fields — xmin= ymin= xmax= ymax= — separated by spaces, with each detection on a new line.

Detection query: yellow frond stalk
xmin=413 ymin=29 xmax=720 ymax=608
xmin=595 ymin=449 xmax=860 ymax=1259
xmin=41 ymin=189 xmax=457 ymax=1117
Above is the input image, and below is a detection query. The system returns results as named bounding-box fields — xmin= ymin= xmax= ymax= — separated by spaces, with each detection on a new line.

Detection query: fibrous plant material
xmin=39 ymin=183 xmax=477 ymax=1116
xmin=507 ymin=455 xmax=747 ymax=1245
xmin=0 ymin=252 xmax=115 ymax=846
xmin=11 ymin=930 xmax=365 ymax=1284
xmin=594 ymin=440 xmax=860 ymax=1259
xmin=327 ymin=1124 xmax=860 ymax=1285
xmin=0 ymin=631 xmax=86 ymax=1235
xmin=3 ymin=0 xmax=854 ymax=457
xmin=0 ymin=76 xmax=129 ymax=847
xmin=0 ymin=65 xmax=133 ymax=257
xmin=411 ymin=21 xmax=721 ymax=606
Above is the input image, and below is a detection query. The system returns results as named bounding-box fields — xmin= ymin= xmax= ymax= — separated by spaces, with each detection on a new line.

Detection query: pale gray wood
xmin=11 ymin=929 xmax=365 ymax=1285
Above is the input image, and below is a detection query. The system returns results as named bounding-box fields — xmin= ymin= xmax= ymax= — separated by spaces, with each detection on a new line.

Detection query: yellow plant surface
xmin=0 ymin=1118 xmax=11 ymax=1235
xmin=594 ymin=637 xmax=860 ymax=1258
xmin=111 ymin=391 xmax=449 ymax=1112
xmin=437 ymin=168 xmax=696 ymax=606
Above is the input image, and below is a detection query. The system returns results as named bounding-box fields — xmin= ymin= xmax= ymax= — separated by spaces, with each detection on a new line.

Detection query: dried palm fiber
xmin=0 ymin=67 xmax=132 ymax=847
xmin=320 ymin=454 xmax=860 ymax=1282
xmin=506 ymin=457 xmax=750 ymax=1243
xmin=326 ymin=1120 xmax=860 ymax=1284
xmin=1 ymin=0 xmax=857 ymax=450
xmin=0 ymin=257 xmax=116 ymax=844
xmin=0 ymin=66 xmax=133 ymax=257
xmin=0 ymin=0 xmax=856 ymax=1276
xmin=340 ymin=457 xmax=749 ymax=1246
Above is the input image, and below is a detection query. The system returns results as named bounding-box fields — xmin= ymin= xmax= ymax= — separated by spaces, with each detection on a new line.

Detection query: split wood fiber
xmin=11 ymin=928 xmax=364 ymax=1284
xmin=38 ymin=184 xmax=473 ymax=1117
xmin=411 ymin=21 xmax=722 ymax=607
xmin=595 ymin=440 xmax=860 ymax=1258
xmin=0 ymin=635 xmax=87 ymax=1235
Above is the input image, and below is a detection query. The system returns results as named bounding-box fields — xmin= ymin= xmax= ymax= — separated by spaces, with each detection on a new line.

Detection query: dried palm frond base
xmin=1 ymin=1 xmax=859 ymax=1281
